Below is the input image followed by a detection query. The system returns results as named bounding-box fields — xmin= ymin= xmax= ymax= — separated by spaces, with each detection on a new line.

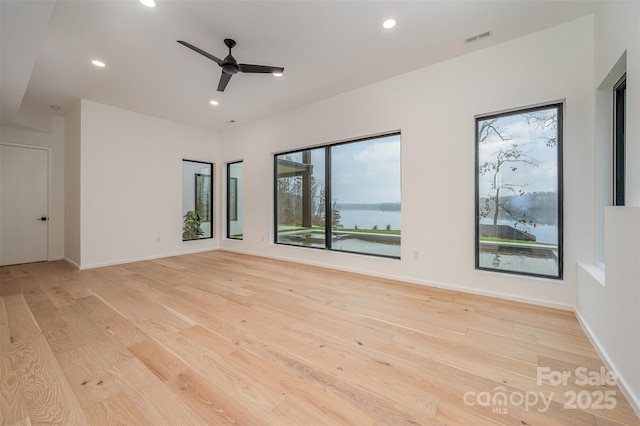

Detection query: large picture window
xmin=275 ymin=133 xmax=401 ymax=258
xmin=475 ymin=104 xmax=563 ymax=279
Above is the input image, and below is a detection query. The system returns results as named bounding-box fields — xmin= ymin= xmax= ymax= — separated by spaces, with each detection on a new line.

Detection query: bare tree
xmin=478 ymin=119 xmax=539 ymax=238
xmin=523 ymin=110 xmax=558 ymax=147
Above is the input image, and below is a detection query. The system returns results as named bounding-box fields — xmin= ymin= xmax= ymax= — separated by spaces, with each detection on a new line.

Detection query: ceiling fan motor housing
xmin=222 ymin=56 xmax=239 ymax=74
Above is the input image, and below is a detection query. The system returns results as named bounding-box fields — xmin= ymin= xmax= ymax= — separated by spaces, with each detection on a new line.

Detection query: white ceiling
xmin=1 ymin=0 xmax=599 ymax=132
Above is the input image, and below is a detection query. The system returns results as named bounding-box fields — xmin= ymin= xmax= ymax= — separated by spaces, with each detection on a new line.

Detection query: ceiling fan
xmin=177 ymin=38 xmax=285 ymax=92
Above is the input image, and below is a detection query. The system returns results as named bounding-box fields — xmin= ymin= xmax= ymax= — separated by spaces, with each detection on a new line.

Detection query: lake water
xmin=479 ymin=218 xmax=558 ymax=244
xmin=479 ymin=251 xmax=558 ymax=277
xmin=332 ymin=237 xmax=400 ymax=257
xmin=278 ymin=230 xmax=401 ymax=258
xmin=338 ymin=210 xmax=401 ymax=230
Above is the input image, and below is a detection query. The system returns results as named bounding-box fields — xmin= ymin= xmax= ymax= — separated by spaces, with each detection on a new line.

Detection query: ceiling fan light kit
xmin=177 ymin=38 xmax=285 ymax=92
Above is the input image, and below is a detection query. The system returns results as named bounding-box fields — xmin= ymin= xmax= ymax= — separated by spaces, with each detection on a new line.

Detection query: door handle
xmin=37 ymin=217 xmax=48 ymax=221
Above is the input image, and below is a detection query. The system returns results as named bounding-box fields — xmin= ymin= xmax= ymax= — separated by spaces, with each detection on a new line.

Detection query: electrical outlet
xmin=413 ymin=250 xmax=419 ymax=260
xmin=156 ymin=236 xmax=161 ymax=243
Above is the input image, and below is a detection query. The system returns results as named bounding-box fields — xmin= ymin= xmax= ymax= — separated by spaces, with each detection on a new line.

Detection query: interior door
xmin=0 ymin=144 xmax=49 ymax=266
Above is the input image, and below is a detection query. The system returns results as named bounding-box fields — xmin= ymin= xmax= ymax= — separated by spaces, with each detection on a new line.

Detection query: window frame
xmin=613 ymin=74 xmax=626 ymax=206
xmin=474 ymin=103 xmax=564 ymax=280
xmin=273 ymin=146 xmax=327 ymax=250
xmin=273 ymin=132 xmax=401 ymax=259
xmin=226 ymin=160 xmax=243 ymax=240
xmin=182 ymin=159 xmax=214 ymax=241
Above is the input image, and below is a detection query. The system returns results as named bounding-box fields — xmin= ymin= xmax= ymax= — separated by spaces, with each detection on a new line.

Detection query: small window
xmin=227 ymin=161 xmax=244 ymax=239
xmin=613 ymin=74 xmax=626 ymax=206
xmin=476 ymin=104 xmax=563 ymax=279
xmin=274 ymin=133 xmax=401 ymax=258
xmin=182 ymin=159 xmax=213 ymax=240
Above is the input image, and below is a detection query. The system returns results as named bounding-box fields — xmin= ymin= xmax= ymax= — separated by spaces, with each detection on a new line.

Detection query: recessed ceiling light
xmin=139 ymin=0 xmax=156 ymax=7
xmin=209 ymin=100 xmax=219 ymax=106
xmin=382 ymin=19 xmax=397 ymax=29
xmin=272 ymin=72 xmax=283 ymax=77
xmin=91 ymin=59 xmax=106 ymax=68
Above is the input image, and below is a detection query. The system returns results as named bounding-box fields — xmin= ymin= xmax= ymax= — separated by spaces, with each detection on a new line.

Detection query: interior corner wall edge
xmin=218 ymin=16 xmax=595 ymax=309
xmin=577 ymin=0 xmax=640 ymax=413
xmin=78 ymin=99 xmax=220 ymax=268
xmin=577 ymin=208 xmax=640 ymax=415
xmin=64 ymin=100 xmax=81 ymax=266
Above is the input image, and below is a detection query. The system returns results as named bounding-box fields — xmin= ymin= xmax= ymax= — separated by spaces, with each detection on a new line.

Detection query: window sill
xmin=578 ymin=262 xmax=606 ymax=287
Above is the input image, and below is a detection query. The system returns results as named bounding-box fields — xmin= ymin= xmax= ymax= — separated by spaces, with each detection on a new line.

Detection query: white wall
xmin=78 ymin=100 xmax=219 ymax=268
xmin=219 ymin=17 xmax=594 ymax=310
xmin=0 ymin=117 xmax=65 ymax=261
xmin=594 ymin=1 xmax=640 ymax=207
xmin=577 ymin=0 xmax=640 ymax=413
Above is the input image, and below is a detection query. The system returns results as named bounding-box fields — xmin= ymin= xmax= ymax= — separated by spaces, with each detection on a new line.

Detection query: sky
xmin=331 ymin=134 xmax=401 ymax=204
xmin=477 ymin=108 xmax=559 ymax=198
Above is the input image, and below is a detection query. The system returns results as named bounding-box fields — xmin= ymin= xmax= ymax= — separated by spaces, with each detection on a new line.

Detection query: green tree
xmin=331 ymin=200 xmax=342 ymax=228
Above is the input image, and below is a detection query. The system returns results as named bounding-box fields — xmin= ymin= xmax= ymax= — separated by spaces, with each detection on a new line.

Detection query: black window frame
xmin=226 ymin=160 xmax=243 ymax=240
xmin=475 ymin=103 xmax=564 ymax=280
xmin=182 ymin=159 xmax=214 ymax=241
xmin=613 ymin=74 xmax=626 ymax=206
xmin=273 ymin=132 xmax=401 ymax=259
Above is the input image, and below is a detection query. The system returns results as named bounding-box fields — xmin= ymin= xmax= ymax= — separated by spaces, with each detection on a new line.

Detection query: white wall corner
xmin=574 ymin=308 xmax=640 ymax=418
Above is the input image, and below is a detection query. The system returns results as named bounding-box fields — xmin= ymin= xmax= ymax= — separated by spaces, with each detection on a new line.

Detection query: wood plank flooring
xmin=1 ymin=251 xmax=638 ymax=425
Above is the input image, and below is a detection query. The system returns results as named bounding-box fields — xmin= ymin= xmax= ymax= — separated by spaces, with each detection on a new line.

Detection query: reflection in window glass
xmin=227 ymin=161 xmax=244 ymax=239
xmin=275 ymin=148 xmax=326 ymax=248
xmin=331 ymin=135 xmax=401 ymax=257
xmin=182 ymin=159 xmax=213 ymax=241
xmin=275 ymin=133 xmax=401 ymax=258
xmin=476 ymin=104 xmax=562 ymax=278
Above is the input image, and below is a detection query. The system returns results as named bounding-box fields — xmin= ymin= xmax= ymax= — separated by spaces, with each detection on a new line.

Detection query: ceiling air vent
xmin=464 ymin=31 xmax=492 ymax=44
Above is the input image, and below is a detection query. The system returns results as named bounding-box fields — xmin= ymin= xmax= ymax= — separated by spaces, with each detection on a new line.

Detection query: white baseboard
xmin=218 ymin=247 xmax=574 ymax=311
xmin=77 ymin=247 xmax=219 ymax=270
xmin=575 ymin=308 xmax=640 ymax=418
xmin=63 ymin=257 xmax=81 ymax=269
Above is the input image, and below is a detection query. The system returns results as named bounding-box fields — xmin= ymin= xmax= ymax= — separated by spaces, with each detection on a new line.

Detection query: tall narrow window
xmin=275 ymin=133 xmax=401 ymax=258
xmin=182 ymin=159 xmax=213 ymax=240
xmin=476 ymin=104 xmax=563 ymax=279
xmin=227 ymin=161 xmax=244 ymax=239
xmin=613 ymin=74 xmax=626 ymax=206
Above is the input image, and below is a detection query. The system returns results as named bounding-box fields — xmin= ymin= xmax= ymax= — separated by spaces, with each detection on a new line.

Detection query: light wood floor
xmin=1 ymin=251 xmax=638 ymax=425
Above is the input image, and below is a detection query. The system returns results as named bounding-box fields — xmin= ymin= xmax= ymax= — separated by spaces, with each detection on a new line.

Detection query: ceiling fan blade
xmin=217 ymin=72 xmax=232 ymax=92
xmin=238 ymin=64 xmax=284 ymax=74
xmin=177 ymin=40 xmax=223 ymax=66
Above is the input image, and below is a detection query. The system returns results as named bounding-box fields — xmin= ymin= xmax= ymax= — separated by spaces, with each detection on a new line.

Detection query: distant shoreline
xmin=335 ymin=202 xmax=400 ymax=212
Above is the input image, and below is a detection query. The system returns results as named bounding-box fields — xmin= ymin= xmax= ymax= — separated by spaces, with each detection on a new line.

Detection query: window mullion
xmin=325 ymin=146 xmax=332 ymax=250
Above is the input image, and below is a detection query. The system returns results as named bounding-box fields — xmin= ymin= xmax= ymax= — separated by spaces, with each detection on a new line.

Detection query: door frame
xmin=1 ymin=142 xmax=53 ymax=262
